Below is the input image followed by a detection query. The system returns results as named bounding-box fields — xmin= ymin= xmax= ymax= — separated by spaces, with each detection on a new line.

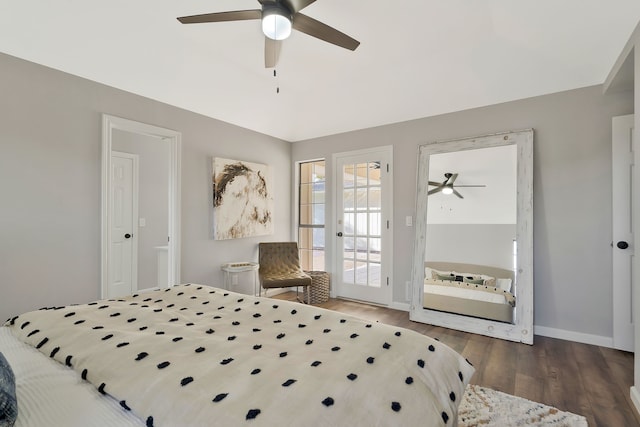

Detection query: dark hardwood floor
xmin=273 ymin=292 xmax=639 ymax=427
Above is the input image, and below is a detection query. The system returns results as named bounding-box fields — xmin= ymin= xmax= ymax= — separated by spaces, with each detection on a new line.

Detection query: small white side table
xmin=221 ymin=262 xmax=259 ymax=295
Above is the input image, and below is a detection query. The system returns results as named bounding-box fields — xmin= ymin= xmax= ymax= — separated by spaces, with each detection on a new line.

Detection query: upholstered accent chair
xmin=258 ymin=242 xmax=312 ymax=301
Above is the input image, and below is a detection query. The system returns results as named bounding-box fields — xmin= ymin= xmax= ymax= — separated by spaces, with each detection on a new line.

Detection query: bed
xmin=423 ymin=262 xmax=516 ymax=324
xmin=1 ymin=284 xmax=474 ymax=427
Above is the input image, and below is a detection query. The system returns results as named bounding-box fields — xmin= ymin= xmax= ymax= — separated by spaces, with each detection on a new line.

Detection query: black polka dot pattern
xmin=6 ymin=283 xmax=474 ymax=426
xmin=212 ymin=393 xmax=228 ymax=403
xmin=246 ymin=409 xmax=261 ymax=420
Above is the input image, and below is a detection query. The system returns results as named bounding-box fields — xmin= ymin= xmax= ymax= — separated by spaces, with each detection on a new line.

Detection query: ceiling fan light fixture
xmin=262 ymin=6 xmax=292 ymax=40
xmin=441 ymin=186 xmax=454 ymax=195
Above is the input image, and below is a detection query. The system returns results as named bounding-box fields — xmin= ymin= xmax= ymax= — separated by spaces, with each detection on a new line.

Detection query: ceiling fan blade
xmin=428 ymin=187 xmax=443 ymax=195
xmin=428 ymin=181 xmax=442 ymax=187
xmin=445 ymin=173 xmax=458 ymax=186
xmin=177 ymin=10 xmax=261 ymax=24
xmin=282 ymin=0 xmax=317 ymax=14
xmin=453 ymin=184 xmax=486 ymax=188
xmin=293 ymin=13 xmax=360 ymax=51
xmin=265 ymin=37 xmax=282 ymax=68
xmin=453 ymin=189 xmax=464 ymax=199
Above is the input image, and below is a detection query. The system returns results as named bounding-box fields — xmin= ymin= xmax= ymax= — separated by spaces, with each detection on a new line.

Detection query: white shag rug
xmin=458 ymin=384 xmax=588 ymax=427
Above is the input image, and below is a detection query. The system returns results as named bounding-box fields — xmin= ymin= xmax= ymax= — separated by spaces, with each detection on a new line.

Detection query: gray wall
xmin=292 ymin=85 xmax=633 ymax=339
xmin=0 ymin=52 xmax=292 ymax=321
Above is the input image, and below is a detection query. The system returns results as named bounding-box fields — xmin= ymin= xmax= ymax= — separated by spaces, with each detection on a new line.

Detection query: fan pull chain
xmin=274 ymin=69 xmax=280 ymax=94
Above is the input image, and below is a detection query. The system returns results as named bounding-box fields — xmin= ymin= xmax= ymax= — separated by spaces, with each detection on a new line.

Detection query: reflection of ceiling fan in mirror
xmin=177 ymin=0 xmax=360 ymax=68
xmin=428 ymin=173 xmax=486 ymax=199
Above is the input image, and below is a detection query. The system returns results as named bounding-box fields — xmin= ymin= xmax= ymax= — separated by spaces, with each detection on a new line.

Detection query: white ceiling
xmin=1 ymin=1 xmax=639 ymax=142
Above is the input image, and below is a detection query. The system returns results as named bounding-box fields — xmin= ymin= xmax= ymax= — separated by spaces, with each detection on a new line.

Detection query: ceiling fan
xmin=428 ymin=173 xmax=486 ymax=199
xmin=177 ymin=0 xmax=360 ymax=68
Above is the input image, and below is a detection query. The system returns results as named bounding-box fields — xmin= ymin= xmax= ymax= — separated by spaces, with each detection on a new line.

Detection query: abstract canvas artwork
xmin=212 ymin=157 xmax=274 ymax=240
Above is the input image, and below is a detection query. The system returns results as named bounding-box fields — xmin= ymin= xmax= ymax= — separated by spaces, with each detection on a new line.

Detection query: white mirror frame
xmin=410 ymin=129 xmax=533 ymax=344
xmin=101 ymin=114 xmax=182 ymax=299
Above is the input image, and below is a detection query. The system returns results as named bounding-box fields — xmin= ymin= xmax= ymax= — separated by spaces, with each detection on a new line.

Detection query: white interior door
xmin=613 ymin=114 xmax=634 ymax=352
xmin=334 ymin=147 xmax=393 ymax=305
xmin=110 ymin=151 xmax=139 ymax=298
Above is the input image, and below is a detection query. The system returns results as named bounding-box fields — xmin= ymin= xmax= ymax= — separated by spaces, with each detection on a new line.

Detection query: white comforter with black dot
xmin=6 ymin=284 xmax=474 ymax=427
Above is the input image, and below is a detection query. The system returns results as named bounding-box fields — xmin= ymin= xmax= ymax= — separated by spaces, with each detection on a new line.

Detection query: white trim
xmin=631 ymin=386 xmax=640 ymax=417
xmin=603 ymin=21 xmax=639 ymax=94
xmin=292 ymin=160 xmax=301 ymax=242
xmin=534 ymin=325 xmax=614 ymax=348
xmin=101 ymin=114 xmax=182 ymax=299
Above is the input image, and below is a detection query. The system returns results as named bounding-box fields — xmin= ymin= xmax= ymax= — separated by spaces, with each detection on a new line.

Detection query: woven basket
xmin=302 ymin=271 xmax=330 ymax=304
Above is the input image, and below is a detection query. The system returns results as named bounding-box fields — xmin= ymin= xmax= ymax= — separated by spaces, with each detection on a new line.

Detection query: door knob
xmin=124 ymin=233 xmax=132 ymax=239
xmin=336 ymin=232 xmax=343 ymax=237
xmin=617 ymin=241 xmax=629 ymax=249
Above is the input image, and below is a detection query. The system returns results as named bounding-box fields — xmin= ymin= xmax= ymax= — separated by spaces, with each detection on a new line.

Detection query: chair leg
xmin=296 ymin=286 xmax=309 ymax=304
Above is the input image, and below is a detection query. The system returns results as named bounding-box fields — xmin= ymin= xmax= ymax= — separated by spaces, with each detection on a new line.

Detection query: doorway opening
xmin=101 ymin=115 xmax=181 ymax=299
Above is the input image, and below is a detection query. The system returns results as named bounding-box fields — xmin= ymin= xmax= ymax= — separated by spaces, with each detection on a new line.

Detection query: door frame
xmin=110 ymin=151 xmax=140 ymax=296
xmin=331 ymin=145 xmax=394 ymax=306
xmin=101 ymin=115 xmax=182 ymax=299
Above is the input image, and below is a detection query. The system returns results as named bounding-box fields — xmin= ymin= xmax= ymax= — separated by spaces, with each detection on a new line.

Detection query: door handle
xmin=124 ymin=233 xmax=132 ymax=239
xmin=336 ymin=232 xmax=343 ymax=237
xmin=617 ymin=241 xmax=629 ymax=249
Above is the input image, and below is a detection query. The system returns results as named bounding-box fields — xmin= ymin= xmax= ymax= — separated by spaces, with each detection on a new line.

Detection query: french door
xmin=333 ymin=146 xmax=393 ymax=305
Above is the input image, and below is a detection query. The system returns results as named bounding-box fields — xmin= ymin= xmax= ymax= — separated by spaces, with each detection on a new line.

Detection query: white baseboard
xmin=383 ymin=308 xmax=615 ymax=348
xmin=631 ymin=387 xmax=640 ymax=417
xmin=534 ymin=325 xmax=614 ymax=348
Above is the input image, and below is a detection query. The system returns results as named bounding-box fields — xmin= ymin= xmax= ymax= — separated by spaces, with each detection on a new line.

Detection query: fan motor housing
xmin=262 ymin=4 xmax=293 ymax=40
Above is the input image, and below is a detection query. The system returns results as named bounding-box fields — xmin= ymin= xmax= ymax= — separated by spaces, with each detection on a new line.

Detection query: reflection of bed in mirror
xmin=423 ymin=261 xmax=515 ymax=323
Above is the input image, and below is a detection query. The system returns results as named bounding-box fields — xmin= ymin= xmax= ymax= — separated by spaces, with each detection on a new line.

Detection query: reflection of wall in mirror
xmin=426 ymin=144 xmax=517 ymax=270
xmin=425 ymin=224 xmax=515 ymax=270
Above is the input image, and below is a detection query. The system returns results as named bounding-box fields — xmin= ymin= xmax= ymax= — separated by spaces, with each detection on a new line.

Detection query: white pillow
xmin=424 ymin=267 xmax=433 ymax=279
xmin=429 ymin=268 xmax=454 ymax=280
xmin=495 ymin=278 xmax=512 ymax=292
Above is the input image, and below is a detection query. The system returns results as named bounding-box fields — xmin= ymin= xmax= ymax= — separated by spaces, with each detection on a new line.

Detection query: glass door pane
xmin=342 ymin=161 xmax=382 ymax=289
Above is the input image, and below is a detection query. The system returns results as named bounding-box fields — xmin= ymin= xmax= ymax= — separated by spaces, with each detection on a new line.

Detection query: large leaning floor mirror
xmin=410 ymin=129 xmax=533 ymax=344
